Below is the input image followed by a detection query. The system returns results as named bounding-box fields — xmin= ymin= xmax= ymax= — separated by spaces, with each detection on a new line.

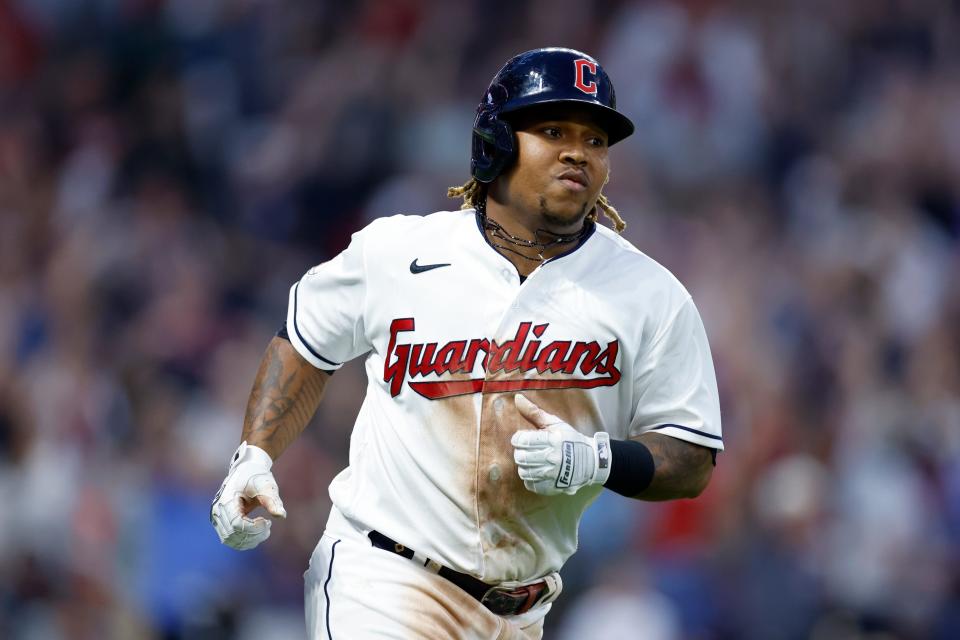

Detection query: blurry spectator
xmin=1 ymin=0 xmax=959 ymax=637
xmin=556 ymin=561 xmax=681 ymax=640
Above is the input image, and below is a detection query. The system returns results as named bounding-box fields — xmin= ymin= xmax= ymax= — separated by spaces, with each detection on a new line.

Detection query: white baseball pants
xmin=304 ymin=510 xmax=549 ymax=639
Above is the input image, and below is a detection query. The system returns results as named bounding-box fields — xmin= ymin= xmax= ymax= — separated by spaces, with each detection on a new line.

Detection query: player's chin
xmin=542 ymin=192 xmax=593 ymax=223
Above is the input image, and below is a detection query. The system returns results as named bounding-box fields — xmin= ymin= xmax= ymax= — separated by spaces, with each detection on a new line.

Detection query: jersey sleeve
xmin=629 ymin=297 xmax=723 ymax=450
xmin=286 ymin=228 xmax=373 ymax=370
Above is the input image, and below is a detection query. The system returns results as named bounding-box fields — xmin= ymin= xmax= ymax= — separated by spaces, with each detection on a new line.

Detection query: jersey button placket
xmin=474 ymin=267 xmax=535 ymax=572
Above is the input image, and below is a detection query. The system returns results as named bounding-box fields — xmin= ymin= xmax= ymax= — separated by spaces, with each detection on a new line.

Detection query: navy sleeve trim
xmin=293 ymin=281 xmax=342 ymax=368
xmin=648 ymin=423 xmax=723 ymax=442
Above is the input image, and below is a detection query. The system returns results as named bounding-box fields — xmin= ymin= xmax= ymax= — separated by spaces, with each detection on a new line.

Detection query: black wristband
xmin=603 ymin=439 xmax=656 ymax=497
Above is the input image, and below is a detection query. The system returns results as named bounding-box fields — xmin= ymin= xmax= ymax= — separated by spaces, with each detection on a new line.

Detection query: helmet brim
xmin=501 ymin=98 xmax=635 ymax=146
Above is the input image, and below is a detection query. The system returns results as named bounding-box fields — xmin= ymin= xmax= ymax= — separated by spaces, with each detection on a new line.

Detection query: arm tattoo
xmin=240 ymin=337 xmax=330 ymax=460
xmin=633 ymin=433 xmax=714 ymax=501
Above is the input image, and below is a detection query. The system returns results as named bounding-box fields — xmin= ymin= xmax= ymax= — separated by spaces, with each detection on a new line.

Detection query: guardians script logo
xmin=383 ymin=318 xmax=621 ymax=399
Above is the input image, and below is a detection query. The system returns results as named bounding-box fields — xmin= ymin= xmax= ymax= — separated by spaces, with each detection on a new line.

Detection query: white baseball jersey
xmin=286 ymin=209 xmax=722 ymax=585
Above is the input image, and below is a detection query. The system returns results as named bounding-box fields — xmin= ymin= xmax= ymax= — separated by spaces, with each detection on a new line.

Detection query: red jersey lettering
xmin=383 ymin=319 xmax=621 ymax=399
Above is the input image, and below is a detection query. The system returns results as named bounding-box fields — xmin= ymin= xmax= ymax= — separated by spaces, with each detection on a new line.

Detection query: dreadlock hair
xmin=447 ymin=177 xmax=626 ymax=233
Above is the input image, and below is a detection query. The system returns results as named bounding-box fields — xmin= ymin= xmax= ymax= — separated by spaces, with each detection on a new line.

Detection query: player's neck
xmin=486 ymin=197 xmax=586 ymax=236
xmin=482 ymin=200 xmax=587 ymax=275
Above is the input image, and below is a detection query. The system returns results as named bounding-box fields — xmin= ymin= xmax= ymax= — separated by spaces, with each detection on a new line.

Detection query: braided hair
xmin=447 ymin=178 xmax=626 ymax=233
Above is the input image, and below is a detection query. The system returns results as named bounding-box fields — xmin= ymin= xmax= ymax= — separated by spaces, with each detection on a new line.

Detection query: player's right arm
xmin=241 ymin=336 xmax=331 ymax=459
xmin=210 ymin=218 xmax=380 ymax=549
xmin=210 ymin=335 xmax=330 ymax=550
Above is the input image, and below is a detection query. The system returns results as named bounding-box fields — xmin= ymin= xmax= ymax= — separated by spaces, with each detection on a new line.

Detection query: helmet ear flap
xmin=471 ymin=82 xmax=516 ymax=183
xmin=471 ymin=115 xmax=514 ymax=183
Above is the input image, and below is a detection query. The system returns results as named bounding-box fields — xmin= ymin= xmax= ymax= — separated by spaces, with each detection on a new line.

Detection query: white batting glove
xmin=511 ymin=395 xmax=611 ymax=496
xmin=210 ymin=441 xmax=286 ymax=550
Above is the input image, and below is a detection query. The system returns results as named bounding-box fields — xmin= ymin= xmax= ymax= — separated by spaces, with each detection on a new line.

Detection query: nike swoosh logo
xmin=410 ymin=259 xmax=451 ymax=274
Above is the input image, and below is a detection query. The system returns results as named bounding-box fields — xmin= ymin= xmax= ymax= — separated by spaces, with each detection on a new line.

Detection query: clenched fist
xmin=511 ymin=395 xmax=611 ymax=496
xmin=210 ymin=441 xmax=287 ymax=550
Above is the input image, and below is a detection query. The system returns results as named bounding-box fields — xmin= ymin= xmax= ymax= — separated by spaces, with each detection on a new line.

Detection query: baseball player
xmin=210 ymin=48 xmax=722 ymax=639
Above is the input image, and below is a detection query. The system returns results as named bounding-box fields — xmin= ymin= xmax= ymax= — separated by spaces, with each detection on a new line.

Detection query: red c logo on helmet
xmin=574 ymin=59 xmax=598 ymax=95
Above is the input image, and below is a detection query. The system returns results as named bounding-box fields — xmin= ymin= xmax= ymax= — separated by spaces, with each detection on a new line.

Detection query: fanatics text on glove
xmin=511 ymin=394 xmax=611 ymax=496
xmin=210 ymin=441 xmax=287 ymax=550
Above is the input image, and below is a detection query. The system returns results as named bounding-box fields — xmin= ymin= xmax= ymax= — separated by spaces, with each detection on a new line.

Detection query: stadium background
xmin=1 ymin=0 xmax=958 ymax=638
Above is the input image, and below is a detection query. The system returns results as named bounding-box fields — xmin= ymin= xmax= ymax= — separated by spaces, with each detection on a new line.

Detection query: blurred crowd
xmin=1 ymin=0 xmax=958 ymax=638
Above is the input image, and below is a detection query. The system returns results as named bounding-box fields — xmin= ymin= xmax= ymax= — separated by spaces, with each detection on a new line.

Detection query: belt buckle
xmin=480 ymin=582 xmax=549 ymax=616
xmin=480 ymin=585 xmax=525 ymax=616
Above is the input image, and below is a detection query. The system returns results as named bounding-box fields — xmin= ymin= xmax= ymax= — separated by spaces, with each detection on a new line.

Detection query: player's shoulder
xmin=587 ymin=225 xmax=699 ymax=342
xmin=356 ymin=209 xmax=475 ymax=240
xmin=589 ymin=224 xmax=691 ymax=298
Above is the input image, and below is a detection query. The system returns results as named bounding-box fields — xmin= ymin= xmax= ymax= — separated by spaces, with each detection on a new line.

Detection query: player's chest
xmin=366 ymin=260 xmax=630 ymax=401
xmin=369 ymin=252 xmax=616 ymax=329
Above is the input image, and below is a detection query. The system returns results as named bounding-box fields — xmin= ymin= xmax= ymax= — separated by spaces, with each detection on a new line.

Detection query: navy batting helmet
xmin=471 ymin=47 xmax=635 ymax=183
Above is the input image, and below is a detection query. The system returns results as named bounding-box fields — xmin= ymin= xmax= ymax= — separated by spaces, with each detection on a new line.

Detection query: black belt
xmin=368 ymin=530 xmax=552 ymax=616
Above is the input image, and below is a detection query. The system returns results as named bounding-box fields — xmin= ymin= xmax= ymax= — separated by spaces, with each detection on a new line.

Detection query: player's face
xmin=497 ymin=104 xmax=610 ymax=232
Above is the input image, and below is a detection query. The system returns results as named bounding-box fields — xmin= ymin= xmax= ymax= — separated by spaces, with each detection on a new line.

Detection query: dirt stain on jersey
xmin=424 ymin=370 xmax=606 ymax=585
xmin=429 ymin=375 xmax=479 ymax=484
xmin=476 ymin=380 xmax=604 ymax=583
xmin=426 ymin=381 xmax=481 ymax=519
xmin=427 ymin=386 xmax=478 ymax=462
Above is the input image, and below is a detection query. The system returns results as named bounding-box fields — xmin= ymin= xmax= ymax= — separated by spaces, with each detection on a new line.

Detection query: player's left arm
xmin=623 ymin=432 xmax=714 ymax=500
xmin=513 ymin=396 xmax=715 ymax=500
xmin=513 ymin=294 xmax=721 ymax=501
